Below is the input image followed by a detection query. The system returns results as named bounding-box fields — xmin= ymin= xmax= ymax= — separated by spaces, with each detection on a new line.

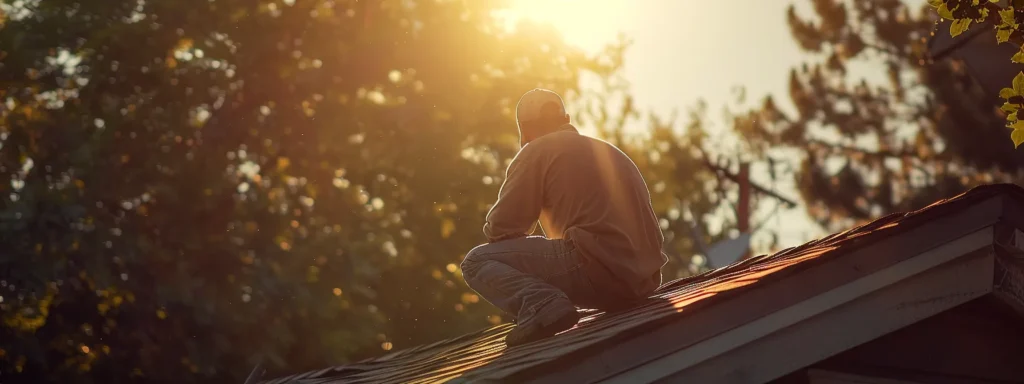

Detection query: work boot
xmin=505 ymin=299 xmax=580 ymax=347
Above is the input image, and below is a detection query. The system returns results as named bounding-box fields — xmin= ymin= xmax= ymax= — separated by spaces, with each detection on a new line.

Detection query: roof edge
xmin=525 ymin=193 xmax=1008 ymax=384
xmin=606 ymin=227 xmax=995 ymax=383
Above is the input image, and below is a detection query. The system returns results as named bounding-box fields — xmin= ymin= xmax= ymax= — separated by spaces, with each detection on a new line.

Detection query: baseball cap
xmin=515 ymin=88 xmax=567 ymax=124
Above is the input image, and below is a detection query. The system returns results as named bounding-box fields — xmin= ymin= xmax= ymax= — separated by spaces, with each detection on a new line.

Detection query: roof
xmin=261 ymin=184 xmax=1024 ymax=384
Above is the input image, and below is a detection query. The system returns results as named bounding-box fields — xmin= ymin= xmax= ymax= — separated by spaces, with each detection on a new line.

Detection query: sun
xmin=494 ymin=0 xmax=629 ymax=52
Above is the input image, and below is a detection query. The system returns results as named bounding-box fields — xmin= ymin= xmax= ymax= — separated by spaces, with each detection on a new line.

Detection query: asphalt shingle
xmin=262 ymin=184 xmax=1022 ymax=384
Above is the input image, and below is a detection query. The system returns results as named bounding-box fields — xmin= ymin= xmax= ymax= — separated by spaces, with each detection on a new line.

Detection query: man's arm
xmin=482 ymin=147 xmax=544 ymax=242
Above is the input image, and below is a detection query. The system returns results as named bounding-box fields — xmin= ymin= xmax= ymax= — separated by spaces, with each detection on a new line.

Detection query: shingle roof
xmin=261 ymin=184 xmax=1024 ymax=384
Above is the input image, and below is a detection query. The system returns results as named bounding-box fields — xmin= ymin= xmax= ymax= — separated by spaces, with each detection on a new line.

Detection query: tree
xmin=734 ymin=0 xmax=1024 ymax=233
xmin=0 ymin=0 xmax=605 ymax=381
xmin=0 ymin=1 xmax=724 ymax=382
xmin=926 ymin=0 xmax=1024 ymax=147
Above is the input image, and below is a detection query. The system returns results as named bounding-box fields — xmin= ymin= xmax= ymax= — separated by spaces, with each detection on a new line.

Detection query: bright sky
xmin=502 ymin=0 xmax=832 ymax=251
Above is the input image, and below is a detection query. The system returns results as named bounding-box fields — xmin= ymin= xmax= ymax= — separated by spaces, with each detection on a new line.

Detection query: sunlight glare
xmin=495 ymin=0 xmax=629 ymax=52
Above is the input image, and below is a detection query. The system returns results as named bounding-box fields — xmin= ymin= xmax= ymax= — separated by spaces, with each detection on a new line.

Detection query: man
xmin=460 ymin=88 xmax=667 ymax=347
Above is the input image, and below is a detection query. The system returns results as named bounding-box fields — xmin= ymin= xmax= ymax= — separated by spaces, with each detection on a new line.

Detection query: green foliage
xmin=1001 ymin=73 xmax=1024 ymax=147
xmin=0 ymin=0 xmax=723 ymax=382
xmin=927 ymin=0 xmax=1024 ymax=147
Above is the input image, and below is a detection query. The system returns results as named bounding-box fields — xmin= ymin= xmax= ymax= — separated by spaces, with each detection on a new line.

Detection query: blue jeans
xmin=461 ymin=236 xmax=632 ymax=325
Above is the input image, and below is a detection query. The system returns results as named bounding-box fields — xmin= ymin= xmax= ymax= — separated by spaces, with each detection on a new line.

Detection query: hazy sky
xmin=505 ymin=0 xmax=832 ymax=252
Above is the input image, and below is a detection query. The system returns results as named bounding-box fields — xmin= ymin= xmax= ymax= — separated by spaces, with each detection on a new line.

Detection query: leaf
xmin=1014 ymin=51 xmax=1024 ymax=64
xmin=950 ymin=18 xmax=972 ymax=37
xmin=1012 ymin=128 xmax=1024 ymax=148
xmin=1000 ymin=9 xmax=1016 ymax=27
xmin=1002 ymin=102 xmax=1020 ymax=113
xmin=938 ymin=4 xmax=955 ymax=19
xmin=998 ymin=28 xmax=1013 ymax=43
xmin=1000 ymin=88 xmax=1017 ymax=99
xmin=927 ymin=0 xmax=943 ymax=6
xmin=1014 ymin=72 xmax=1024 ymax=94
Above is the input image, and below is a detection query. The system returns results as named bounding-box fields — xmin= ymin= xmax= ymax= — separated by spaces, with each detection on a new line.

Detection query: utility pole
xmin=737 ymin=162 xmax=752 ymax=260
xmin=737 ymin=162 xmax=751 ymax=234
xmin=682 ymin=150 xmax=796 ymax=268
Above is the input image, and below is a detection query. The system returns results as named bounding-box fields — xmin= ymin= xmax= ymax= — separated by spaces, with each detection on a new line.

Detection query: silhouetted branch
xmin=696 ymin=149 xmax=799 ymax=208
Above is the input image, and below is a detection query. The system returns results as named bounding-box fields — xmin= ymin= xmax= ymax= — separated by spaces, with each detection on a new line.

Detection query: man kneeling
xmin=461 ymin=89 xmax=667 ymax=347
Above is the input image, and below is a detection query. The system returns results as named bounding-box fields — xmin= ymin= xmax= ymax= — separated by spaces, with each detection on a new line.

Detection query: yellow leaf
xmin=938 ymin=4 xmax=954 ymax=19
xmin=999 ymin=9 xmax=1016 ymax=27
xmin=1002 ymin=102 xmax=1019 ymax=113
xmin=1009 ymin=119 xmax=1024 ymax=130
xmin=1001 ymin=87 xmax=1017 ymax=99
xmin=1014 ymin=72 xmax=1024 ymax=94
xmin=950 ymin=18 xmax=972 ymax=37
xmin=998 ymin=29 xmax=1013 ymax=43
xmin=927 ymin=0 xmax=943 ymax=6
xmin=1012 ymin=129 xmax=1024 ymax=148
xmin=1014 ymin=51 xmax=1024 ymax=64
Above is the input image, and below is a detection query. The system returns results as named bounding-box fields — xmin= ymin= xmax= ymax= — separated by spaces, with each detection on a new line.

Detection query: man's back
xmin=483 ymin=125 xmax=667 ymax=296
xmin=465 ymin=89 xmax=663 ymax=346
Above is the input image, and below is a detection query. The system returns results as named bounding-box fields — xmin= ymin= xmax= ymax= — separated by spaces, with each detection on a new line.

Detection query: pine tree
xmin=739 ymin=0 xmax=1024 ymax=232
